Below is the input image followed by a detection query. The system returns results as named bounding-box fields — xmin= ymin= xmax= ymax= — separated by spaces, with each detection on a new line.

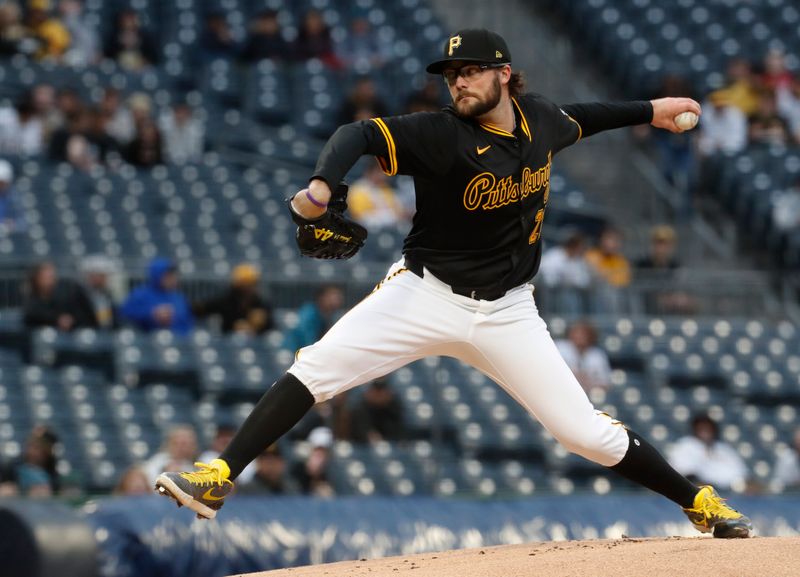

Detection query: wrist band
xmin=305 ymin=189 xmax=328 ymax=208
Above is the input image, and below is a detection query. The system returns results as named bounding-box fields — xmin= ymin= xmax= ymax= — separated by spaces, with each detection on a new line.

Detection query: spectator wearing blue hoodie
xmin=121 ymin=257 xmax=194 ymax=334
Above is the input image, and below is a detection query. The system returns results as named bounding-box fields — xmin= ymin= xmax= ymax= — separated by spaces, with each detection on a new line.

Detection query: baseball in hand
xmin=674 ymin=111 xmax=698 ymax=132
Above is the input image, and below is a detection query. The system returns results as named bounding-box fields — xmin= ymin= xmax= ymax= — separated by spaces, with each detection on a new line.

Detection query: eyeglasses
xmin=442 ymin=63 xmax=507 ymax=86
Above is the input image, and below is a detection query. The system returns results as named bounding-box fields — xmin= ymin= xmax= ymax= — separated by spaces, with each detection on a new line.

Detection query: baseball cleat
xmin=155 ymin=459 xmax=234 ymax=520
xmin=682 ymin=485 xmax=752 ymax=538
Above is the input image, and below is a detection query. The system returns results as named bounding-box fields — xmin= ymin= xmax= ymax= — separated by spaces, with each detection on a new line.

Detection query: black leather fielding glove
xmin=287 ymin=183 xmax=367 ymax=260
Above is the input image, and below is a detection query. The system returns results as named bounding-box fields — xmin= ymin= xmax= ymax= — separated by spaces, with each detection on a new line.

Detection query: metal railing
xmin=0 ymin=261 xmax=785 ymax=318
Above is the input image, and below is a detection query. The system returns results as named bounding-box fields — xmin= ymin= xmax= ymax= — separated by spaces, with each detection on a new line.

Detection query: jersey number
xmin=528 ymin=208 xmax=545 ymax=245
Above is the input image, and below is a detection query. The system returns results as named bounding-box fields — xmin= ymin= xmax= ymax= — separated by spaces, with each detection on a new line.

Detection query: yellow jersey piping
xmin=479 ymin=122 xmax=515 ymax=138
xmin=511 ymin=97 xmax=532 ymax=142
xmin=567 ymin=114 xmax=582 ymax=142
xmin=371 ymin=267 xmax=409 ymax=294
xmin=371 ymin=118 xmax=398 ymax=176
xmin=478 ymin=99 xmax=532 ymax=141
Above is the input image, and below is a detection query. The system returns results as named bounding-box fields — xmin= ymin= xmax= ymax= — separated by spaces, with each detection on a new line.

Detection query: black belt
xmin=404 ymin=256 xmax=507 ymax=301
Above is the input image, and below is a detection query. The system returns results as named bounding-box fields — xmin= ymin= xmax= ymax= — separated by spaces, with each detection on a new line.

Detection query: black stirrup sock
xmin=219 ymin=372 xmax=315 ymax=480
xmin=609 ymin=428 xmax=699 ymax=508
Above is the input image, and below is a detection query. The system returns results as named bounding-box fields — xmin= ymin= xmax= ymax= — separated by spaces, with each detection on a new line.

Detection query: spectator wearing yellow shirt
xmin=709 ymin=58 xmax=761 ymax=117
xmin=585 ymin=227 xmax=631 ymax=288
xmin=348 ymin=163 xmax=408 ymax=229
xmin=26 ymin=0 xmax=70 ymax=60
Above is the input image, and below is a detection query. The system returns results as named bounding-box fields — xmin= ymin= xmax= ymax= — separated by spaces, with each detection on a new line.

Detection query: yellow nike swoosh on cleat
xmin=202 ymin=487 xmax=226 ymax=501
xmin=477 ymin=145 xmax=491 ymax=155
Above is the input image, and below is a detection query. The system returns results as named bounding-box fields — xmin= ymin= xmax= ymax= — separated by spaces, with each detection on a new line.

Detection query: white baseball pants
xmin=288 ymin=259 xmax=630 ymax=466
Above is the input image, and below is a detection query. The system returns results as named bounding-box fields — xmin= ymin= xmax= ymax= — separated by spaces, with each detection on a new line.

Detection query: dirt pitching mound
xmin=231 ymin=536 xmax=799 ymax=577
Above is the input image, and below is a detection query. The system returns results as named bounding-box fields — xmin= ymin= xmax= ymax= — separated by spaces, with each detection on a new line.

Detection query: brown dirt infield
xmin=230 ymin=536 xmax=800 ymax=577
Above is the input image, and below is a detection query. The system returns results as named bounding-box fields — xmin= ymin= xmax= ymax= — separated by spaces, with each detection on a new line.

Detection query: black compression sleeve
xmin=560 ymin=101 xmax=653 ymax=138
xmin=610 ymin=428 xmax=698 ymax=508
xmin=219 ymin=372 xmax=315 ymax=479
xmin=311 ymin=122 xmax=374 ymax=187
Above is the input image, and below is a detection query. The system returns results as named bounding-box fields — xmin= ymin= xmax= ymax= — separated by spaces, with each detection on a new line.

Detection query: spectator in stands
xmin=86 ymin=107 xmax=122 ymax=164
xmin=49 ymin=105 xmax=86 ymax=159
xmin=120 ymin=257 xmax=194 ymax=334
xmin=50 ymin=104 xmax=120 ymax=168
xmin=100 ymin=88 xmax=135 ymax=145
xmin=193 ymin=264 xmax=273 ymax=335
xmin=105 ymin=8 xmax=157 ymax=70
xmin=24 ymin=0 xmax=70 ymax=61
xmin=668 ymin=413 xmax=748 ymax=491
xmin=337 ymin=77 xmax=389 ymax=125
xmin=35 ymin=83 xmax=61 ymax=136
xmin=772 ymin=177 xmax=800 ymax=233
xmin=239 ymin=444 xmax=298 ymax=495
xmin=538 ymin=229 xmax=592 ymax=314
xmin=143 ymin=425 xmax=198 ymax=485
xmin=125 ymin=118 xmax=163 ymax=167
xmin=294 ymin=9 xmax=339 ymax=67
xmin=635 ymin=225 xmax=695 ymax=314
xmin=714 ymin=58 xmax=760 ymax=117
xmin=0 ymin=159 xmax=26 ymax=235
xmin=774 ymin=428 xmax=800 ymax=490
xmin=348 ymin=163 xmax=408 ymax=229
xmin=12 ymin=426 xmax=61 ymax=497
xmin=58 ymin=0 xmax=98 ymax=66
xmin=336 ymin=17 xmax=387 ymax=73
xmin=50 ymin=108 xmax=109 ymax=172
xmin=0 ymin=90 xmax=47 ymax=156
xmin=404 ymin=78 xmax=445 ymax=114
xmin=585 ymin=227 xmax=631 ymax=287
xmin=636 ymin=225 xmax=679 ymax=273
xmin=284 ymin=284 xmax=344 ymax=351
xmin=748 ymin=90 xmax=791 ymax=147
xmin=159 ymin=102 xmax=205 ymax=165
xmin=77 ymin=254 xmax=119 ymax=329
xmin=585 ymin=227 xmax=631 ymax=314
xmin=0 ymin=2 xmax=26 ymax=56
xmin=50 ymin=85 xmax=81 ymax=133
xmin=31 ymin=82 xmax=58 ymax=135
xmin=555 ymin=320 xmax=611 ymax=392
xmin=350 ymin=377 xmax=405 ymax=443
xmin=761 ymin=49 xmax=794 ymax=92
xmin=128 ymin=92 xmax=154 ymax=127
xmin=698 ymin=91 xmax=747 ymax=157
xmin=113 ymin=466 xmax=151 ymax=496
xmin=23 ymin=261 xmax=97 ymax=330
xmin=776 ymin=76 xmax=800 ymax=144
xmin=291 ymin=426 xmax=334 ymax=497
xmin=47 ymin=95 xmax=80 ymax=148
xmin=240 ymin=9 xmax=292 ymax=63
xmin=199 ymin=423 xmax=256 ymax=484
xmin=199 ymin=11 xmax=239 ymax=61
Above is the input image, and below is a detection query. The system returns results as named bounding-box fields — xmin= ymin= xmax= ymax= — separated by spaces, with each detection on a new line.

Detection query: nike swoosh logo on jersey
xmin=477 ymin=145 xmax=491 ymax=155
xmin=202 ymin=487 xmax=226 ymax=501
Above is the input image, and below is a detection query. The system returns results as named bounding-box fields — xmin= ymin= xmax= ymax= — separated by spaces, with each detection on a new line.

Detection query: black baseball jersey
xmin=312 ymin=94 xmax=652 ymax=292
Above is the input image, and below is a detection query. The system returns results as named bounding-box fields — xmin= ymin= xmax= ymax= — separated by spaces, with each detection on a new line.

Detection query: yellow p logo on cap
xmin=448 ymin=35 xmax=462 ymax=56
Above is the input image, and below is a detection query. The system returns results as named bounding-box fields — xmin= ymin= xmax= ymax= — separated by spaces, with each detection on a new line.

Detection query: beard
xmin=453 ymin=75 xmax=502 ymax=118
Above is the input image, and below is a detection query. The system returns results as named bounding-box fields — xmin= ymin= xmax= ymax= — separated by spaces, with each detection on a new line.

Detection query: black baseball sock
xmin=609 ymin=428 xmax=699 ymax=508
xmin=219 ymin=372 xmax=315 ymax=480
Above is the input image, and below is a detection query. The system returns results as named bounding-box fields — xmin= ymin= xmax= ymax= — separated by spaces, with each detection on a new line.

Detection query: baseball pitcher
xmin=156 ymin=29 xmax=751 ymax=538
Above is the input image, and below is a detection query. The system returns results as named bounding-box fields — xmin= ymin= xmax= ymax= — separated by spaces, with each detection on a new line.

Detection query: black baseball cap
xmin=426 ymin=28 xmax=511 ymax=74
